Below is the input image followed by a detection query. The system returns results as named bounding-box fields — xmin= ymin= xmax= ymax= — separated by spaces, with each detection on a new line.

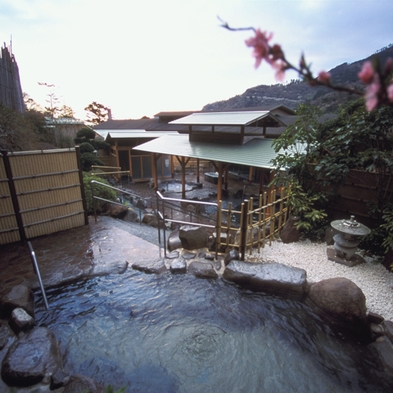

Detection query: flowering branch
xmin=220 ymin=18 xmax=393 ymax=111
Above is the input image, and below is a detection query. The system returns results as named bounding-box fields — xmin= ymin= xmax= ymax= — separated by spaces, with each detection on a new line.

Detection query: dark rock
xmin=108 ymin=204 xmax=128 ymax=219
xmin=1 ymin=326 xmax=63 ymax=387
xmin=166 ymin=250 xmax=180 ymax=259
xmin=223 ymin=261 xmax=307 ymax=299
xmin=51 ymin=368 xmax=69 ymax=390
xmin=168 ymin=231 xmax=182 ymax=251
xmin=132 ymin=258 xmax=167 ymax=274
xmin=0 ymin=284 xmax=35 ymax=318
xmin=383 ymin=320 xmax=393 ymax=343
xmin=324 ymin=227 xmax=336 ymax=245
xmin=182 ymin=251 xmax=196 ymax=260
xmin=280 ymin=216 xmax=300 ymax=243
xmin=383 ymin=248 xmax=393 ymax=270
xmin=204 ymin=252 xmax=216 ymax=260
xmin=142 ymin=213 xmax=159 ymax=228
xmin=307 ymin=277 xmax=368 ymax=334
xmin=124 ymin=208 xmax=138 ymax=222
xmin=369 ymin=336 xmax=393 ymax=375
xmin=224 ymin=249 xmax=239 ymax=266
xmin=10 ymin=307 xmax=35 ymax=334
xmin=136 ymin=198 xmax=148 ymax=209
xmin=63 ymin=374 xmax=104 ymax=393
xmin=0 ymin=321 xmax=15 ymax=350
xmin=179 ymin=226 xmax=208 ymax=250
xmin=89 ymin=260 xmax=129 ymax=277
xmin=188 ymin=261 xmax=218 ymax=279
xmin=367 ymin=312 xmax=385 ymax=325
xmin=170 ymin=259 xmax=187 ymax=274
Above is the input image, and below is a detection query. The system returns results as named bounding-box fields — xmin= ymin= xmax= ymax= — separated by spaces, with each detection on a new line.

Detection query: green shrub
xmin=83 ymin=173 xmax=116 ymax=215
xmin=80 ymin=152 xmax=104 ymax=172
xmin=79 ymin=142 xmax=95 ymax=154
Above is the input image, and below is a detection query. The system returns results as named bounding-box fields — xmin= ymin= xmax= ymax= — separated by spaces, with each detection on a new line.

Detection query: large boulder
xmin=307 ymin=277 xmax=368 ymax=334
xmin=108 ymin=204 xmax=128 ymax=219
xmin=168 ymin=231 xmax=182 ymax=252
xmin=142 ymin=213 xmax=159 ymax=228
xmin=223 ymin=261 xmax=307 ymax=299
xmin=169 ymin=258 xmax=187 ymax=274
xmin=1 ymin=327 xmax=63 ymax=387
xmin=188 ymin=261 xmax=218 ymax=279
xmin=179 ymin=226 xmax=208 ymax=250
xmin=10 ymin=307 xmax=35 ymax=334
xmin=132 ymin=258 xmax=167 ymax=274
xmin=0 ymin=284 xmax=35 ymax=318
xmin=280 ymin=215 xmax=300 ymax=244
xmin=63 ymin=374 xmax=104 ymax=393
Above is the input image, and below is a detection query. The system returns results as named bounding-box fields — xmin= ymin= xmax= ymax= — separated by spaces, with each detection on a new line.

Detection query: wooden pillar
xmin=248 ymin=167 xmax=253 ymax=182
xmin=216 ymin=163 xmax=229 ymax=203
xmin=152 ymin=153 xmax=159 ymax=189
xmin=114 ymin=141 xmax=120 ymax=181
xmin=196 ymin=158 xmax=200 ymax=183
xmin=216 ymin=162 xmax=223 ymax=202
xmin=176 ymin=156 xmax=190 ymax=199
xmin=259 ymin=168 xmax=264 ymax=194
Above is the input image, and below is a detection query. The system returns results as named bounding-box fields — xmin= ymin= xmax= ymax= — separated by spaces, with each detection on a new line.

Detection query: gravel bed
xmin=250 ymin=239 xmax=393 ymax=322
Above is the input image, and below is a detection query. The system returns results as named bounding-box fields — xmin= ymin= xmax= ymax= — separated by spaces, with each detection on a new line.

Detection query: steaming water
xmin=35 ymin=270 xmax=392 ymax=392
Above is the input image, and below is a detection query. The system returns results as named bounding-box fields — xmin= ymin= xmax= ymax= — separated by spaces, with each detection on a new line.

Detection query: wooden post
xmin=75 ymin=146 xmax=89 ymax=225
xmin=196 ymin=158 xmax=200 ymax=183
xmin=175 ymin=156 xmax=190 ymax=199
xmin=1 ymin=150 xmax=26 ymax=241
xmin=240 ymin=200 xmax=249 ymax=261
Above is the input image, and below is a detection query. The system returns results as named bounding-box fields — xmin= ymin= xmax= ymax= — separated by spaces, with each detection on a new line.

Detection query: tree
xmin=271 ymin=104 xmax=328 ymax=235
xmin=0 ymin=104 xmax=48 ymax=151
xmin=272 ymin=101 xmax=393 ymax=255
xmin=74 ymin=127 xmax=109 ymax=171
xmin=58 ymin=104 xmax=75 ymax=118
xmin=84 ymin=101 xmax=110 ymax=125
xmin=38 ymin=82 xmax=60 ymax=118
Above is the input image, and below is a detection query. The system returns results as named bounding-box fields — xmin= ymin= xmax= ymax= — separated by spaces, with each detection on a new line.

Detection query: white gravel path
xmin=250 ymin=239 xmax=393 ymax=322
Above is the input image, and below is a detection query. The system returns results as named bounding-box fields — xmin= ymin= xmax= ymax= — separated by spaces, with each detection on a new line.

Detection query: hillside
xmin=203 ymin=45 xmax=393 ymax=113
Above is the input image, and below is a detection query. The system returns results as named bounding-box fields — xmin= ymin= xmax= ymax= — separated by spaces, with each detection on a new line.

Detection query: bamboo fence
xmin=0 ymin=148 xmax=87 ymax=245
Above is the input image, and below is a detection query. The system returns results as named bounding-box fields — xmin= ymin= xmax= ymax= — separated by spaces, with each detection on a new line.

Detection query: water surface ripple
xmin=35 ymin=270 xmax=392 ymax=392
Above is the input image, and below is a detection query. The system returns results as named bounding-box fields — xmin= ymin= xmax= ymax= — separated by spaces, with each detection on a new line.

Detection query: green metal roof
xmin=133 ymin=134 xmax=279 ymax=169
xmin=169 ymin=110 xmax=283 ymax=126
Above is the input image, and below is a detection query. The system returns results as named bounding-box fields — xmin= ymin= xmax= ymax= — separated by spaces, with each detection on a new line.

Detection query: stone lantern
xmin=327 ymin=215 xmax=371 ymax=267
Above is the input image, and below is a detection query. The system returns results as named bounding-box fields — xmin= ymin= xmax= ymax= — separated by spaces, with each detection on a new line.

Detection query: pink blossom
xmin=358 ymin=61 xmax=375 ymax=84
xmin=245 ymin=29 xmax=273 ymax=68
xmin=273 ymin=61 xmax=287 ymax=82
xmin=388 ymin=83 xmax=393 ymax=103
xmin=364 ymin=74 xmax=381 ymax=111
xmin=318 ymin=71 xmax=331 ymax=84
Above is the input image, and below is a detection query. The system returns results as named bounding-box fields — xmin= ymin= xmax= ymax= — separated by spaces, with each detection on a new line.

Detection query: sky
xmin=1 ymin=0 xmax=393 ymax=121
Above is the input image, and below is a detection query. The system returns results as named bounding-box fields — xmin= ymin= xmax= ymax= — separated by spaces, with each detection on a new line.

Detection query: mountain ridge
xmin=203 ymin=45 xmax=393 ymax=113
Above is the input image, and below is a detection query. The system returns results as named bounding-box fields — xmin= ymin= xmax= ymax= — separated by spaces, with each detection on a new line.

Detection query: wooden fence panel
xmin=326 ymin=169 xmax=393 ymax=228
xmin=0 ymin=149 xmax=87 ymax=245
xmin=0 ymin=157 xmax=20 ymax=244
xmin=218 ymin=187 xmax=289 ymax=259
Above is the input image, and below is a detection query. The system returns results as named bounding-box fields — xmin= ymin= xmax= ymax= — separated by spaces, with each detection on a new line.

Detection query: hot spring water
xmin=35 ymin=270 xmax=392 ymax=392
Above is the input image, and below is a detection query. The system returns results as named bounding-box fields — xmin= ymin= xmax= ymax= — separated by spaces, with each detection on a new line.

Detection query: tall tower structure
xmin=0 ymin=42 xmax=25 ymax=112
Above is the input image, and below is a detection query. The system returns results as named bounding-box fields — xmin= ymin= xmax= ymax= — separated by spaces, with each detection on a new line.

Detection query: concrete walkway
xmin=0 ymin=216 xmax=162 ymax=296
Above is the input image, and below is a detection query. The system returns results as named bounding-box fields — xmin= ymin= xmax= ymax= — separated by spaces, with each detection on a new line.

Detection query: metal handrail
xmin=90 ymin=180 xmax=152 ymax=223
xmin=155 ymin=191 xmax=219 ymax=259
xmin=27 ymin=241 xmax=49 ymax=310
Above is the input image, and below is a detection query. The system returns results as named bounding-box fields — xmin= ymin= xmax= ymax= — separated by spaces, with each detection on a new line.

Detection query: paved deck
xmin=0 ymin=216 xmax=162 ymax=296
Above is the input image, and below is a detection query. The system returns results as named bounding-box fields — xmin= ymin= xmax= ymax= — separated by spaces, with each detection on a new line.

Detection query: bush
xmin=79 ymin=142 xmax=95 ymax=154
xmin=83 ymin=173 xmax=117 ymax=215
xmin=76 ymin=127 xmax=96 ymax=140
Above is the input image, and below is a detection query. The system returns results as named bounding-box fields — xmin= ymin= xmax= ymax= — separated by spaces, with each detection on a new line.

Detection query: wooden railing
xmin=217 ymin=188 xmax=290 ymax=258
